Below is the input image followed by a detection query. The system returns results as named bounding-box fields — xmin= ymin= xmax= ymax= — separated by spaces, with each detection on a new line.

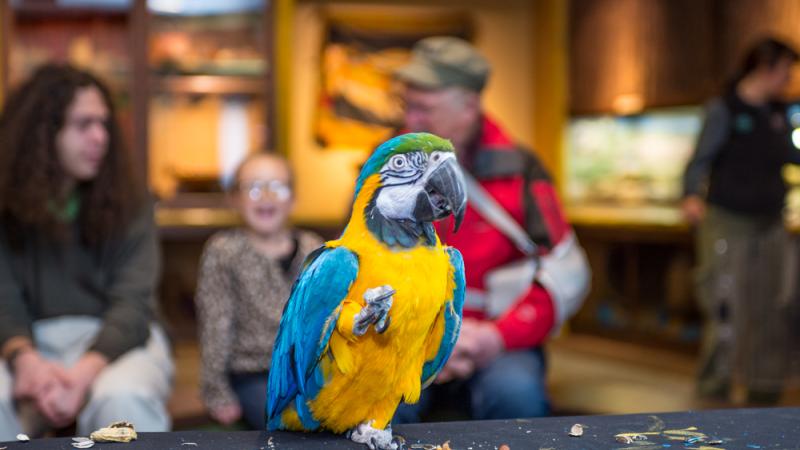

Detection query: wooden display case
xmin=147 ymin=5 xmax=273 ymax=206
xmin=1 ymin=0 xmax=140 ymax=159
xmin=0 ymin=0 xmax=276 ymax=227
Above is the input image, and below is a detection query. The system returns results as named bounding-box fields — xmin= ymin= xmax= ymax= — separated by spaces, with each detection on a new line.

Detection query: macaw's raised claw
xmin=354 ymin=285 xmax=395 ymax=336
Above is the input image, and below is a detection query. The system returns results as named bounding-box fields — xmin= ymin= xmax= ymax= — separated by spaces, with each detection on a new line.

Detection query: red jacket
xmin=434 ymin=116 xmax=570 ymax=350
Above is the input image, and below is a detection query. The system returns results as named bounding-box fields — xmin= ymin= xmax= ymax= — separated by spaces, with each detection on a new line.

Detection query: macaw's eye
xmin=389 ymin=155 xmax=407 ymax=170
xmin=431 ymin=152 xmax=441 ymax=163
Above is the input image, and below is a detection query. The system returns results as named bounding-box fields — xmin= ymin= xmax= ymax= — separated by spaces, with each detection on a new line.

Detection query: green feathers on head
xmin=353 ymin=133 xmax=454 ymax=199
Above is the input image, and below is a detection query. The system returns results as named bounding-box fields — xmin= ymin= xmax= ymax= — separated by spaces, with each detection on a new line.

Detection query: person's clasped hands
xmin=12 ymin=349 xmax=107 ymax=428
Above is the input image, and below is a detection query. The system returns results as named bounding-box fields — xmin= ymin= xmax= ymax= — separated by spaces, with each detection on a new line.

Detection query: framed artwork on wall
xmin=314 ymin=9 xmax=471 ymax=151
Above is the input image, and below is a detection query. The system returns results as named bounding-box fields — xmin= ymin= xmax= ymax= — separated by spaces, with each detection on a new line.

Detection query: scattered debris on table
xmin=90 ymin=421 xmax=137 ymax=443
xmin=663 ymin=426 xmax=707 ymax=441
xmin=409 ymin=441 xmax=451 ymax=450
xmin=71 ymin=436 xmax=95 ymax=448
xmin=569 ymin=423 xmax=585 ymax=437
xmin=615 ymin=432 xmax=649 ymax=444
xmin=610 ymin=423 xmax=732 ymax=449
xmin=180 ymin=443 xmax=198 ymax=447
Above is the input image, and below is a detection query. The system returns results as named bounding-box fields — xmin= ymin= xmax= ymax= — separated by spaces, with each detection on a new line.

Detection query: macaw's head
xmin=353 ymin=132 xmax=467 ymax=248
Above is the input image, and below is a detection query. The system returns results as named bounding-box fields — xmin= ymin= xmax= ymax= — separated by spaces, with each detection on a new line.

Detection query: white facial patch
xmin=375 ymin=183 xmax=424 ymax=220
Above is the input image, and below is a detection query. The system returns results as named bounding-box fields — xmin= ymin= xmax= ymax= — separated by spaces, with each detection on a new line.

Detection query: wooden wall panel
xmin=569 ymin=0 xmax=715 ymax=114
xmin=640 ymin=0 xmax=716 ymax=107
xmin=717 ymin=0 xmax=800 ymax=97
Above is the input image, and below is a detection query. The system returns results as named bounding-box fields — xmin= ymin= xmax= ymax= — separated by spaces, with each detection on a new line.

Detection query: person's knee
xmin=86 ymin=385 xmax=162 ymax=416
xmin=498 ymin=380 xmax=548 ymax=417
xmin=473 ymin=374 xmax=548 ymax=419
xmin=471 ymin=352 xmax=549 ymax=419
xmin=89 ymin=357 xmax=171 ymax=412
xmin=90 ymin=383 xmax=159 ymax=404
xmin=82 ymin=385 xmax=169 ymax=429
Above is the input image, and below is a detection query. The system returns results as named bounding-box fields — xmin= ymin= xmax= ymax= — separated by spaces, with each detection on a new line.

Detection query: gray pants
xmin=0 ymin=317 xmax=174 ymax=440
xmin=695 ymin=206 xmax=798 ymax=396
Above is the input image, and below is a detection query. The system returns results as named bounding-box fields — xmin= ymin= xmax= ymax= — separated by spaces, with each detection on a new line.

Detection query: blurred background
xmin=1 ymin=0 xmax=800 ymax=427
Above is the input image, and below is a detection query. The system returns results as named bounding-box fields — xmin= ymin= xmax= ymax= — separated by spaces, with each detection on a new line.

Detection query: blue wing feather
xmin=266 ymin=245 xmax=359 ymax=430
xmin=420 ymin=247 xmax=465 ymax=388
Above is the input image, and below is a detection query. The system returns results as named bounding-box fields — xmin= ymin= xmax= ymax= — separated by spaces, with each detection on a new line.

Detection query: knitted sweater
xmin=195 ymin=228 xmax=322 ymax=410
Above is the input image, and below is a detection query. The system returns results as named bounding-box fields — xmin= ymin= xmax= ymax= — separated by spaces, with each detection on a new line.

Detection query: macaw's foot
xmin=346 ymin=421 xmax=404 ymax=450
xmin=353 ymin=285 xmax=395 ymax=336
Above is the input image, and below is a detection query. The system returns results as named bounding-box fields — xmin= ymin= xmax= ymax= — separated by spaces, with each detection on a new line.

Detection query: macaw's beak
xmin=416 ymin=157 xmax=467 ymax=232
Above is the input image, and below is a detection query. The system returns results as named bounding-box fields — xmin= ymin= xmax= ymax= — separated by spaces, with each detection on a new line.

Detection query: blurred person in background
xmin=682 ymin=37 xmax=800 ymax=404
xmin=0 ymin=64 xmax=173 ymax=439
xmin=195 ymin=153 xmax=322 ymax=429
xmin=392 ymin=37 xmax=588 ymax=422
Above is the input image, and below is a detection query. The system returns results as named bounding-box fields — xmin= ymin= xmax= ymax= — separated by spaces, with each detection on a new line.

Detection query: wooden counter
xmin=567 ymin=203 xmax=687 ymax=230
xmin=568 ymin=203 xmax=800 ymax=235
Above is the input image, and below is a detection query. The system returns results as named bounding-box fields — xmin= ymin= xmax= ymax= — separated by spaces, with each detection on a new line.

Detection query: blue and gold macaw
xmin=266 ymin=133 xmax=467 ymax=450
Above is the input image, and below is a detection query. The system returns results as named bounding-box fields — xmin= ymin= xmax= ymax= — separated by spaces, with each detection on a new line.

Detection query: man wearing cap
xmin=393 ymin=36 xmax=583 ymax=421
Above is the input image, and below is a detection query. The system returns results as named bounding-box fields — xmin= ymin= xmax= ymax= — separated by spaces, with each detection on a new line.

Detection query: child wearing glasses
xmin=194 ymin=153 xmax=322 ymax=429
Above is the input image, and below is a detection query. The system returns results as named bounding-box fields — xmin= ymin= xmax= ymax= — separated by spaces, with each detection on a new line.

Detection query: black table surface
xmin=2 ymin=408 xmax=798 ymax=449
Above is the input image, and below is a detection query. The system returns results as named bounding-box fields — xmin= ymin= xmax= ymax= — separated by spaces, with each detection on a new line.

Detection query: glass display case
xmin=567 ymin=103 xmax=800 ymax=225
xmin=565 ymin=107 xmax=704 ymax=207
xmin=1 ymin=0 xmax=274 ymax=214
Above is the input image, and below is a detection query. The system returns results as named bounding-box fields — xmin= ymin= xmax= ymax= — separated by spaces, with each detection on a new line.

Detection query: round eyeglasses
xmin=239 ymin=180 xmax=291 ymax=202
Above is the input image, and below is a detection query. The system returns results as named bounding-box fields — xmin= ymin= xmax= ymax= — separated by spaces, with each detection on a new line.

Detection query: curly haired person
xmin=0 ymin=64 xmax=173 ymax=440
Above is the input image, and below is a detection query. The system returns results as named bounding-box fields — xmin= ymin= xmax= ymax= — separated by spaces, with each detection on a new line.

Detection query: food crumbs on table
xmin=89 ymin=421 xmax=137 ymax=443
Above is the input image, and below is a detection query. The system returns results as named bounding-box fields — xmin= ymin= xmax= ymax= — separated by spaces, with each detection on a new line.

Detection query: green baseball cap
xmin=395 ymin=36 xmax=490 ymax=92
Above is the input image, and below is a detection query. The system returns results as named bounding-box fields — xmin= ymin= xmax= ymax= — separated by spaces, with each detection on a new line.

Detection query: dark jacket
xmin=0 ymin=202 xmax=161 ymax=361
xmin=683 ymin=91 xmax=800 ymax=216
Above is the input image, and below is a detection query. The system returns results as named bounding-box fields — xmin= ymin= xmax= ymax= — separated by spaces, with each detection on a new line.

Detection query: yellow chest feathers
xmin=325 ymin=225 xmax=453 ymax=374
xmin=359 ymin=244 xmax=448 ymax=326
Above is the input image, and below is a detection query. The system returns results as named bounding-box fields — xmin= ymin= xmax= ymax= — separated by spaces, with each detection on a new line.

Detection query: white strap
xmin=463 ymin=171 xmax=538 ymax=256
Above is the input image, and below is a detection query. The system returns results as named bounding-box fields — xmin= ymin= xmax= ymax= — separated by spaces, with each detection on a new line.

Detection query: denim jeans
xmin=393 ymin=348 xmax=549 ymax=424
xmin=230 ymin=372 xmax=268 ymax=430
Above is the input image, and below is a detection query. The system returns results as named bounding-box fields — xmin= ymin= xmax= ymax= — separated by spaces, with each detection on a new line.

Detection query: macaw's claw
xmin=392 ymin=434 xmax=407 ymax=450
xmin=375 ymin=315 xmax=391 ymax=334
xmin=354 ymin=285 xmax=395 ymax=336
xmin=348 ymin=422 xmax=398 ymax=450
